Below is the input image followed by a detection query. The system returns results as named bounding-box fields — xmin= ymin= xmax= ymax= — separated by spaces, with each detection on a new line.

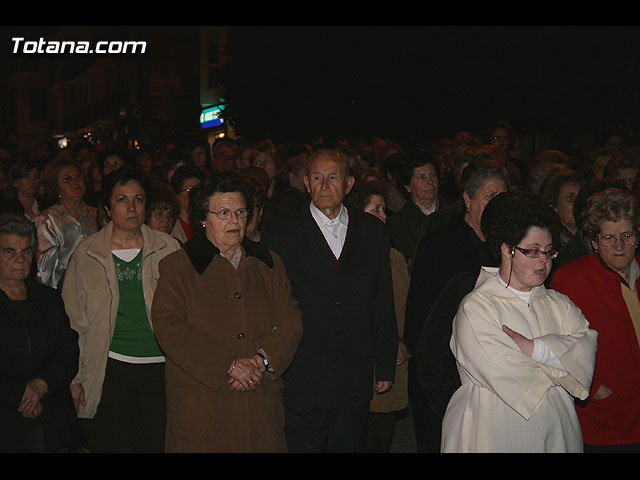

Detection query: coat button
xmin=237 ymin=332 xmax=245 ymax=340
xmin=234 ymin=291 xmax=242 ymax=299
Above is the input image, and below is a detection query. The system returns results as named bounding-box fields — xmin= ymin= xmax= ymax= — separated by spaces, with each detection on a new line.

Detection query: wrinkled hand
xmin=375 ymin=380 xmax=392 ymax=394
xmin=502 ymin=325 xmax=534 ymax=357
xmin=592 ymin=383 xmax=613 ymax=400
xmin=396 ymin=339 xmax=411 ymax=365
xmin=18 ymin=378 xmax=48 ymax=419
xmin=227 ymin=357 xmax=265 ymax=391
xmin=70 ymin=383 xmax=86 ymax=416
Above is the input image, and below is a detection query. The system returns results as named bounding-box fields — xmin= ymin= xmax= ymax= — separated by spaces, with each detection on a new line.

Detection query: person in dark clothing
xmin=0 ymin=213 xmax=80 ymax=452
xmin=404 ymin=158 xmax=508 ymax=452
xmin=261 ymin=148 xmax=397 ymax=453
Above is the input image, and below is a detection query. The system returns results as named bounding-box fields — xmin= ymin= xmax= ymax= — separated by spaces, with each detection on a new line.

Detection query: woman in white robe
xmin=441 ymin=191 xmax=597 ymax=453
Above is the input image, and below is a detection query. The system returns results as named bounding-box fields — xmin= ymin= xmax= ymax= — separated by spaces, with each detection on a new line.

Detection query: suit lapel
xmin=300 ymin=205 xmax=342 ymax=272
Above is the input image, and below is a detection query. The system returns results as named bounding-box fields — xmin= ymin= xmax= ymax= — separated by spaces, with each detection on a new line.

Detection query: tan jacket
xmin=61 ymin=222 xmax=181 ymax=418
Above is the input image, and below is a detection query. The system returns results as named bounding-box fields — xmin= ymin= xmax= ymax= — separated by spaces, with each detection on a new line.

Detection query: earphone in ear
xmin=511 ymin=246 xmax=515 ymax=257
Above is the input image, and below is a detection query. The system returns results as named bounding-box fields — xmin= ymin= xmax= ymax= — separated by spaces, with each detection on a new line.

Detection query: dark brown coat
xmin=151 ymin=230 xmax=302 ymax=452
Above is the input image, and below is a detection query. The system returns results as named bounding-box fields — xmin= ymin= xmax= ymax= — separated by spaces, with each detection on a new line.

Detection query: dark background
xmin=2 ymin=26 xmax=639 ymax=154
xmin=222 ymin=26 xmax=640 ymax=152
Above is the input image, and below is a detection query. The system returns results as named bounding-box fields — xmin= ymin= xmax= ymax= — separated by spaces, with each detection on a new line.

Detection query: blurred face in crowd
xmin=591 ymin=154 xmax=612 ymax=180
xmin=205 ymin=191 xmax=247 ymax=256
xmin=212 ymin=144 xmax=237 ymax=171
xmin=106 ymin=180 xmax=146 ymax=233
xmin=304 ymin=152 xmax=355 ymax=219
xmin=364 ymin=194 xmax=387 ymax=224
xmin=501 ymin=226 xmax=554 ymax=292
xmin=177 ymin=177 xmax=201 ymax=215
xmin=252 ymin=152 xmax=277 ymax=180
xmin=591 ymin=219 xmax=638 ymax=276
xmin=406 ymin=163 xmax=438 ymax=209
xmin=103 ymin=155 xmax=124 ymax=177
xmin=0 ymin=234 xmax=32 ymax=287
xmin=490 ymin=127 xmax=509 ymax=149
xmin=75 ymin=147 xmax=93 ymax=176
xmin=147 ymin=205 xmax=176 ymax=234
xmin=613 ymin=168 xmax=638 ymax=190
xmin=57 ymin=165 xmax=86 ymax=203
xmin=14 ymin=168 xmax=40 ymax=197
xmin=554 ymin=182 xmax=581 ymax=233
xmin=190 ymin=145 xmax=208 ymax=168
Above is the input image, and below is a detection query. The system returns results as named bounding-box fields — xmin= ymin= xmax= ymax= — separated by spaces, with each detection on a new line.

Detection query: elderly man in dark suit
xmin=262 ymin=148 xmax=398 ymax=453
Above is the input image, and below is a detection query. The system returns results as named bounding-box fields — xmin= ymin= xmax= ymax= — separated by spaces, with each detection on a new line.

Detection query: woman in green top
xmin=62 ymin=166 xmax=180 ymax=452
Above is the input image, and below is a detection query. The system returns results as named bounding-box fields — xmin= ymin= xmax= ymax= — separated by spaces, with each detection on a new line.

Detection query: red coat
xmin=551 ymin=253 xmax=640 ymax=446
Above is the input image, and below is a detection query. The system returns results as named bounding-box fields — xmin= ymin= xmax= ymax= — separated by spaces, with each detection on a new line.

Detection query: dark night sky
xmin=3 ymin=26 xmax=640 ymax=151
xmin=223 ymin=26 xmax=640 ymax=149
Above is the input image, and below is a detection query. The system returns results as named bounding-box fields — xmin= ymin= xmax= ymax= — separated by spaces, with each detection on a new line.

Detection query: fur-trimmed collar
xmin=183 ymin=227 xmax=273 ymax=275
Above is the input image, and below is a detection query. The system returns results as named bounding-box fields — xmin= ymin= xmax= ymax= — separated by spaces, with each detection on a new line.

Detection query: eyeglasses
xmin=513 ymin=246 xmax=558 ymax=260
xmin=596 ymin=232 xmax=639 ymax=247
xmin=559 ymin=193 xmax=577 ymax=203
xmin=617 ymin=177 xmax=635 ymax=187
xmin=58 ymin=173 xmax=84 ymax=184
xmin=208 ymin=208 xmax=249 ymax=220
xmin=491 ymin=135 xmax=508 ymax=141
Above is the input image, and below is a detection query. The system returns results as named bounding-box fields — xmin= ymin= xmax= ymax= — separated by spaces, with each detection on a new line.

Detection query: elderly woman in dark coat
xmin=0 ymin=213 xmax=80 ymax=452
xmin=151 ymin=170 xmax=303 ymax=452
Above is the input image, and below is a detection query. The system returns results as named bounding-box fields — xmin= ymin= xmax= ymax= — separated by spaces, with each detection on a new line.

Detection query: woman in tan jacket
xmin=62 ymin=167 xmax=180 ymax=452
xmin=151 ymin=170 xmax=302 ymax=452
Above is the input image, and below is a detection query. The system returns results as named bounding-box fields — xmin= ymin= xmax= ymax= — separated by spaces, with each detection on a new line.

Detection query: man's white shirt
xmin=309 ymin=202 xmax=349 ymax=260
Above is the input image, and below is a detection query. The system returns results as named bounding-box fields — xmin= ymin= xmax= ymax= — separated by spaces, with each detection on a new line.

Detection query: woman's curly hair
xmin=582 ymin=188 xmax=640 ymax=238
xmin=481 ymin=190 xmax=562 ymax=263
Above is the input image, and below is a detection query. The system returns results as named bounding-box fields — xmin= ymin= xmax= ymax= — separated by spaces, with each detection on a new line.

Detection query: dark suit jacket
xmin=261 ymin=203 xmax=398 ymax=410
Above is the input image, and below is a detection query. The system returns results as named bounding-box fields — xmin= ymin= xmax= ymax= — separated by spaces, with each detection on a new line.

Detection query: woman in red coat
xmin=551 ymin=188 xmax=640 ymax=452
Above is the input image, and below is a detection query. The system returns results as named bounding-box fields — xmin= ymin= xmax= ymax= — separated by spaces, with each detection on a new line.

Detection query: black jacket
xmin=0 ymin=277 xmax=80 ymax=452
xmin=404 ymin=213 xmax=497 ymax=354
xmin=262 ymin=203 xmax=398 ymax=410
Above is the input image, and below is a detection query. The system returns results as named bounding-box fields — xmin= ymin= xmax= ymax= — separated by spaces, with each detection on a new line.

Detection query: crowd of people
xmin=1 ymin=120 xmax=640 ymax=453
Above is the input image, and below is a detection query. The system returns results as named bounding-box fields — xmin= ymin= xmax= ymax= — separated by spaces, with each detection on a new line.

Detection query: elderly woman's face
xmin=57 ymin=165 xmax=86 ymax=202
xmin=501 ymin=226 xmax=554 ymax=292
xmin=204 ymin=192 xmax=247 ymax=254
xmin=592 ymin=219 xmax=638 ymax=274
xmin=147 ymin=206 xmax=176 ymax=234
xmin=106 ymin=180 xmax=146 ymax=232
xmin=0 ymin=234 xmax=32 ymax=286
xmin=464 ymin=177 xmax=507 ymax=227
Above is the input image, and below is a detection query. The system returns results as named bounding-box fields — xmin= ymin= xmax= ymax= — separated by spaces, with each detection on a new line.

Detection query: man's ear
xmin=345 ymin=175 xmax=356 ymax=195
xmin=303 ymin=176 xmax=311 ymax=194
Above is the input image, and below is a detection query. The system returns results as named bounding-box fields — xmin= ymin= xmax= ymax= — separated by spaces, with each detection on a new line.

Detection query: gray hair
xmin=460 ymin=158 xmax=509 ymax=198
xmin=0 ymin=213 xmax=38 ymax=251
xmin=583 ymin=188 xmax=640 ymax=237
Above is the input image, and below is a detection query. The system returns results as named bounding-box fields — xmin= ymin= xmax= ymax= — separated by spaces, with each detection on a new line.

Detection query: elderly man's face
xmin=0 ymin=234 xmax=32 ymax=286
xmin=304 ymin=153 xmax=355 ymax=219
